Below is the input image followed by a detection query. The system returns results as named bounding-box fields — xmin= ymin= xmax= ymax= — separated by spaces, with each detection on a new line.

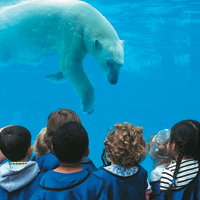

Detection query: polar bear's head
xmin=92 ymin=39 xmax=124 ymax=85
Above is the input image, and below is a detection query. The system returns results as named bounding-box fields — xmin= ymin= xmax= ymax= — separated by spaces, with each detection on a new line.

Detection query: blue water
xmin=0 ymin=0 xmax=200 ymax=176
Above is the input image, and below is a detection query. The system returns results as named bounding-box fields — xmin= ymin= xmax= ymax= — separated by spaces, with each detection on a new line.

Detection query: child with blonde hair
xmin=93 ymin=122 xmax=149 ymax=200
xmin=33 ymin=128 xmax=49 ymax=158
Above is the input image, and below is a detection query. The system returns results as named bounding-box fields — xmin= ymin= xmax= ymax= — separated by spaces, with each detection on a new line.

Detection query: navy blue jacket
xmin=30 ymin=169 xmax=107 ymax=200
xmin=157 ymin=172 xmax=200 ymax=200
xmin=0 ymin=171 xmax=45 ymax=200
xmin=150 ymin=181 xmax=160 ymax=200
xmin=35 ymin=152 xmax=97 ymax=172
xmin=93 ymin=165 xmax=148 ymax=200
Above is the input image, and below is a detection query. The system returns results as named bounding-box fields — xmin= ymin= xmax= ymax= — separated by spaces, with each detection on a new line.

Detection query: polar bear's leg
xmin=60 ymin=52 xmax=95 ymax=114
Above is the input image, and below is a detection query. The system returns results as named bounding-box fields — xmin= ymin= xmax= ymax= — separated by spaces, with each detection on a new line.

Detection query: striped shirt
xmin=160 ymin=158 xmax=199 ymax=191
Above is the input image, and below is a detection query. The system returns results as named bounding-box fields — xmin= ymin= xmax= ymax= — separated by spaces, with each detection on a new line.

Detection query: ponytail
xmin=164 ymin=141 xmax=186 ymax=200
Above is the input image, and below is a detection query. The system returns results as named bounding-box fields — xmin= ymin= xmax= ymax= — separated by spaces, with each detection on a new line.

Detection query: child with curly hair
xmin=93 ymin=122 xmax=149 ymax=200
xmin=149 ymin=129 xmax=172 ymax=200
xmin=157 ymin=120 xmax=200 ymax=200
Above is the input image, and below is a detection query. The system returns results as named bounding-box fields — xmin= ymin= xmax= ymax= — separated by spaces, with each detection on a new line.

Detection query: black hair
xmin=0 ymin=125 xmax=31 ymax=161
xmin=52 ymin=121 xmax=89 ymax=163
xmin=164 ymin=120 xmax=200 ymax=200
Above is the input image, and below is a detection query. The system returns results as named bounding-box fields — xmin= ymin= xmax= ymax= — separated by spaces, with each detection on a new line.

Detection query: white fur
xmin=0 ymin=0 xmax=124 ymax=113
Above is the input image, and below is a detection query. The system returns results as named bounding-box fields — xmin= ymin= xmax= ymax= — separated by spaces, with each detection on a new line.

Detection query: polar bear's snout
xmin=105 ymin=57 xmax=123 ymax=84
xmin=106 ymin=66 xmax=120 ymax=85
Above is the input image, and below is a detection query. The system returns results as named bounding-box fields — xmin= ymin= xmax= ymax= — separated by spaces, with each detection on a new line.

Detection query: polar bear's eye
xmin=106 ymin=60 xmax=112 ymax=66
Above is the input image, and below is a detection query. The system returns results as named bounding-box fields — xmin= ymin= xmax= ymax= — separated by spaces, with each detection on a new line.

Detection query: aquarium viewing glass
xmin=0 ymin=0 xmax=199 ymax=175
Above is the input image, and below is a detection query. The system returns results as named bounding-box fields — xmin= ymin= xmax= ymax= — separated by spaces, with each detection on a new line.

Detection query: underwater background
xmin=0 ymin=0 xmax=200 ymax=176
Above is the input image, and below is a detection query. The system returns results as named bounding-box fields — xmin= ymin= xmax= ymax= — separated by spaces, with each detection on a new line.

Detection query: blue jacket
xmin=0 ymin=161 xmax=45 ymax=200
xmin=35 ymin=152 xmax=97 ymax=172
xmin=30 ymin=169 xmax=107 ymax=200
xmin=93 ymin=164 xmax=148 ymax=200
xmin=150 ymin=181 xmax=160 ymax=200
xmin=157 ymin=172 xmax=200 ymax=200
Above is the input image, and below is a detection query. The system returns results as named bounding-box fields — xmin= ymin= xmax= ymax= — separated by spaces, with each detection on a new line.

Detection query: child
xmin=149 ymin=129 xmax=172 ymax=200
xmin=30 ymin=121 xmax=107 ymax=200
xmin=0 ymin=125 xmax=44 ymax=200
xmin=35 ymin=108 xmax=97 ymax=172
xmin=157 ymin=120 xmax=200 ymax=200
xmin=33 ymin=127 xmax=49 ymax=158
xmin=93 ymin=122 xmax=149 ymax=200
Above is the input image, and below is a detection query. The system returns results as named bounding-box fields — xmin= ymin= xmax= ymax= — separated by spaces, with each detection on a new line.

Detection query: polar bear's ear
xmin=95 ymin=39 xmax=102 ymax=50
xmin=120 ymin=40 xmax=125 ymax=48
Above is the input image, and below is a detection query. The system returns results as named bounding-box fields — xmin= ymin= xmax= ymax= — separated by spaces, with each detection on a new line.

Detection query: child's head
xmin=167 ymin=120 xmax=200 ymax=161
xmin=150 ymin=129 xmax=171 ymax=168
xmin=104 ymin=122 xmax=147 ymax=167
xmin=164 ymin=120 xmax=200 ymax=200
xmin=0 ymin=125 xmax=32 ymax=162
xmin=52 ymin=121 xmax=89 ymax=164
xmin=0 ymin=126 xmax=13 ymax=164
xmin=44 ymin=109 xmax=81 ymax=150
xmin=33 ymin=127 xmax=50 ymax=158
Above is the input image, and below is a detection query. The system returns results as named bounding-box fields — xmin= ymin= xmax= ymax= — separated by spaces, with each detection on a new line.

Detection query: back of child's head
xmin=151 ymin=129 xmax=171 ymax=168
xmin=169 ymin=120 xmax=200 ymax=161
xmin=104 ymin=122 xmax=147 ymax=167
xmin=45 ymin=109 xmax=81 ymax=149
xmin=164 ymin=119 xmax=200 ymax=200
xmin=0 ymin=125 xmax=13 ymax=163
xmin=52 ymin=121 xmax=89 ymax=163
xmin=0 ymin=125 xmax=31 ymax=162
xmin=33 ymin=127 xmax=50 ymax=158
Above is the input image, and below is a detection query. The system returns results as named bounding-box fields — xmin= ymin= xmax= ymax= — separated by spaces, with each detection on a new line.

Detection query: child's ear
xmin=84 ymin=148 xmax=90 ymax=157
xmin=27 ymin=145 xmax=33 ymax=159
xmin=171 ymin=140 xmax=176 ymax=151
xmin=51 ymin=145 xmax=55 ymax=155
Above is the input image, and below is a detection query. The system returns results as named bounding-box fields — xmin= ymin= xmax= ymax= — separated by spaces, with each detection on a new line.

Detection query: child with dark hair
xmin=157 ymin=120 xmax=200 ymax=200
xmin=30 ymin=121 xmax=107 ymax=200
xmin=93 ymin=122 xmax=150 ymax=200
xmin=34 ymin=108 xmax=97 ymax=172
xmin=0 ymin=125 xmax=44 ymax=200
xmin=149 ymin=129 xmax=172 ymax=200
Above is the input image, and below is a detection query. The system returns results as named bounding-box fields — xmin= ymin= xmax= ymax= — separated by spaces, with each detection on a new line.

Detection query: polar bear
xmin=0 ymin=0 xmax=124 ymax=114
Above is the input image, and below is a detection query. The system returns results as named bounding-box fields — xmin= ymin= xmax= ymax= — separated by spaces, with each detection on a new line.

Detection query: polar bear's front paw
xmin=81 ymin=96 xmax=95 ymax=114
xmin=82 ymin=103 xmax=95 ymax=114
xmin=87 ymin=108 xmax=94 ymax=114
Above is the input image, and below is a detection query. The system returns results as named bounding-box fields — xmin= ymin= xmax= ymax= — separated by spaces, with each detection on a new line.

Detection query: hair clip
xmin=172 ymin=179 xmax=176 ymax=185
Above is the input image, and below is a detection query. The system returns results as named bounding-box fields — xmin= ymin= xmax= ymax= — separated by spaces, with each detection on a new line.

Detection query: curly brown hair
xmin=104 ymin=123 xmax=147 ymax=167
xmin=44 ymin=109 xmax=82 ymax=150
